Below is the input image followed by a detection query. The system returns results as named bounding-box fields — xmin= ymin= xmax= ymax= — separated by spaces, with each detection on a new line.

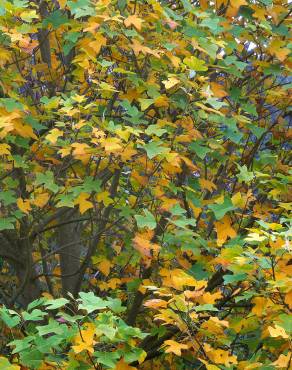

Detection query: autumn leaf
xmin=72 ymin=322 xmax=96 ymax=354
xmin=124 ymin=15 xmax=143 ymax=31
xmin=268 ymin=325 xmax=289 ymax=339
xmin=0 ymin=143 xmax=11 ymax=155
xmin=17 ymin=198 xmax=32 ymax=214
xmin=74 ymin=192 xmax=94 ymax=214
xmin=214 ymin=215 xmax=236 ymax=246
xmin=163 ymin=340 xmax=188 ymax=356
xmin=162 ymin=76 xmax=180 ymax=90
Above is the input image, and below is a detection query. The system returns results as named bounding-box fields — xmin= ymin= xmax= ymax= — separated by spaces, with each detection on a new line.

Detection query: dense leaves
xmin=0 ymin=0 xmax=291 ymax=368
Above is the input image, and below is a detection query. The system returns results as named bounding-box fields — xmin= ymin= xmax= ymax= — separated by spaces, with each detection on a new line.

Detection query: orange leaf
xmin=214 ymin=215 xmax=236 ymax=246
xmin=114 ymin=359 xmax=137 ymax=370
xmin=98 ymin=259 xmax=111 ymax=277
xmin=199 ymin=178 xmax=217 ymax=192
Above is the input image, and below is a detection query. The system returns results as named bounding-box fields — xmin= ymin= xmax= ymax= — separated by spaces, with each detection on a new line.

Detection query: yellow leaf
xmin=33 ymin=193 xmax=50 ymax=208
xmin=268 ymin=324 xmax=289 ymax=339
xmin=114 ymin=359 xmax=137 ymax=370
xmin=144 ymin=299 xmax=168 ymax=309
xmin=74 ymin=193 xmax=94 ymax=214
xmin=17 ymin=198 xmax=31 ymax=214
xmin=133 ymin=234 xmax=160 ymax=258
xmin=71 ymin=143 xmax=90 ymax=156
xmin=13 ymin=121 xmax=38 ymax=140
xmin=214 ymin=215 xmax=236 ymax=246
xmin=88 ymin=33 xmax=107 ymax=55
xmin=162 ymin=76 xmax=180 ymax=90
xmin=199 ymin=178 xmax=217 ymax=192
xmin=72 ymin=322 xmax=96 ymax=354
xmin=102 ymin=138 xmax=122 ymax=153
xmin=251 ymin=296 xmax=267 ymax=317
xmin=0 ymin=357 xmax=20 ymax=370
xmin=95 ymin=191 xmax=113 ymax=206
xmin=99 ymin=81 xmax=119 ymax=92
xmin=273 ymin=353 xmax=291 ymax=368
xmin=45 ymin=128 xmax=63 ymax=144
xmin=98 ymin=259 xmax=111 ymax=276
xmin=163 ymin=340 xmax=188 ymax=356
xmin=226 ymin=0 xmax=247 ymax=17
xmin=0 ymin=143 xmax=11 ymax=155
xmin=0 ymin=47 xmax=12 ymax=68
xmin=124 ymin=15 xmax=143 ymax=31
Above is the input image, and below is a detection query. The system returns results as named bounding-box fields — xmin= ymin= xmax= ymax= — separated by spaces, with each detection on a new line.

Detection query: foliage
xmin=0 ymin=0 xmax=291 ymax=368
xmin=0 ymin=293 xmax=147 ymax=369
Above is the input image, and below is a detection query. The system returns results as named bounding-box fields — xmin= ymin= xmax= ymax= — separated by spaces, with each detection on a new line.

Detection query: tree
xmin=0 ymin=0 xmax=291 ymax=368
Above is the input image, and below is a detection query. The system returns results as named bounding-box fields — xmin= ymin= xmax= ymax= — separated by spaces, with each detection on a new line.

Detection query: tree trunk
xmin=58 ymin=211 xmax=82 ymax=297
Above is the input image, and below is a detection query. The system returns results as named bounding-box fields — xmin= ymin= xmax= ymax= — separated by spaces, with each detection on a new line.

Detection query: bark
xmin=37 ymin=1 xmax=51 ymax=67
xmin=57 ymin=211 xmax=82 ymax=297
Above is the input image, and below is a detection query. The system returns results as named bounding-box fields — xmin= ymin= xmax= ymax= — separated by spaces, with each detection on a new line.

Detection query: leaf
xmin=0 ymin=357 xmax=20 ymax=370
xmin=135 ymin=209 xmax=156 ymax=230
xmin=17 ymin=198 xmax=31 ymax=214
xmin=32 ymin=192 xmax=50 ymax=208
xmin=268 ymin=325 xmax=289 ymax=339
xmin=0 ymin=143 xmax=11 ymax=155
xmin=162 ymin=76 xmax=180 ymax=90
xmin=142 ymin=140 xmax=170 ymax=159
xmin=124 ymin=15 xmax=143 ymax=31
xmin=133 ymin=234 xmax=160 ymax=257
xmin=95 ymin=351 xmax=120 ymax=368
xmin=0 ymin=218 xmax=15 ymax=231
xmin=35 ymin=171 xmax=59 ymax=193
xmin=236 ymin=164 xmax=255 ymax=183
xmin=45 ymin=128 xmax=63 ymax=144
xmin=163 ymin=340 xmax=188 ymax=356
xmin=44 ymin=298 xmax=69 ymax=310
xmin=72 ymin=322 xmax=96 ymax=354
xmin=98 ymin=259 xmax=111 ymax=276
xmin=214 ymin=215 xmax=236 ymax=246
xmin=114 ymin=359 xmax=137 ymax=370
xmin=183 ymin=56 xmax=208 ymax=71
xmin=208 ymin=197 xmax=236 ymax=220
xmin=78 ymin=292 xmax=108 ymax=313
xmin=74 ymin=192 xmax=94 ymax=214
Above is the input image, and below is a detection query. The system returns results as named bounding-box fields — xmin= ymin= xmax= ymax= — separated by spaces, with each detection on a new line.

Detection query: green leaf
xmin=22 ymin=309 xmax=46 ymax=321
xmin=145 ymin=124 xmax=167 ymax=137
xmin=189 ymin=142 xmax=210 ymax=159
xmin=236 ymin=164 xmax=255 ymax=183
xmin=35 ymin=171 xmax=59 ymax=193
xmin=43 ymin=10 xmax=69 ymax=29
xmin=183 ymin=56 xmax=208 ymax=71
xmin=194 ymin=304 xmax=218 ymax=312
xmin=208 ymin=197 xmax=236 ymax=220
xmin=0 ymin=218 xmax=15 ymax=231
xmin=135 ymin=209 xmax=157 ymax=230
xmin=97 ymin=324 xmax=116 ymax=340
xmin=78 ymin=292 xmax=108 ymax=313
xmin=141 ymin=140 xmax=170 ymax=159
xmin=44 ymin=297 xmax=69 ymax=310
xmin=106 ymin=297 xmax=126 ymax=313
xmin=0 ymin=308 xmax=20 ymax=328
xmin=223 ymin=273 xmax=247 ymax=284
xmin=95 ymin=351 xmax=120 ymax=368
